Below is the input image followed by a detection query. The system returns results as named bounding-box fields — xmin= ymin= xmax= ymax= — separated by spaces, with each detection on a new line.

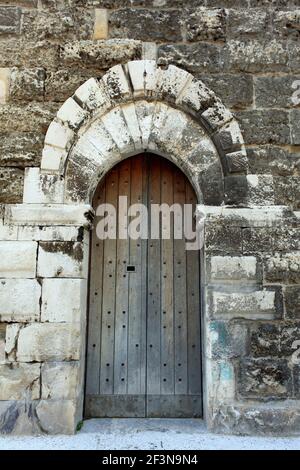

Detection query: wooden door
xmin=85 ymin=154 xmax=202 ymax=418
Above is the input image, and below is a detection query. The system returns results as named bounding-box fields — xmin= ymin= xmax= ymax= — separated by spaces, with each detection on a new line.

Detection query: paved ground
xmin=0 ymin=419 xmax=300 ymax=450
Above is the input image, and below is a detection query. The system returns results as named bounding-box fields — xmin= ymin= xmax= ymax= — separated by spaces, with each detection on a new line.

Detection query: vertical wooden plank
xmin=146 ymin=155 xmax=161 ymax=396
xmin=173 ymin=168 xmax=188 ymax=395
xmin=114 ymin=160 xmax=130 ymax=394
xmin=186 ymin=183 xmax=202 ymax=396
xmin=85 ymin=181 xmax=105 ymax=396
xmin=160 ymin=159 xmax=174 ymax=395
xmin=127 ymin=155 xmax=146 ymax=396
xmin=99 ymin=167 xmax=118 ymax=395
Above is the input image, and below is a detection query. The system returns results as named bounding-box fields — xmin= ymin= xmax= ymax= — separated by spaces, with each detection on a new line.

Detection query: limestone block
xmin=201 ymin=100 xmax=233 ymax=132
xmin=127 ymin=60 xmax=157 ymax=97
xmin=102 ymin=64 xmax=131 ymax=101
xmin=209 ymin=256 xmax=258 ymax=282
xmin=41 ymin=145 xmax=67 ymax=173
xmin=0 ymin=279 xmax=41 ymax=322
xmin=44 ymin=120 xmax=74 ymax=151
xmin=5 ymin=204 xmax=93 ymax=227
xmin=23 ymin=168 xmax=64 ymax=204
xmin=158 ymin=43 xmax=220 ymax=74
xmin=0 ymin=68 xmax=10 ymax=104
xmin=17 ymin=323 xmax=81 ymax=362
xmin=60 ymin=39 xmax=142 ymax=69
xmin=0 ymin=400 xmax=41 ymax=435
xmin=179 ymin=77 xmax=215 ymax=113
xmin=56 ymin=97 xmax=88 ymax=130
xmin=207 ymin=359 xmax=235 ymax=404
xmin=74 ymin=78 xmax=110 ymax=112
xmin=284 ymin=286 xmax=300 ymax=319
xmin=291 ymin=109 xmax=300 ymax=145
xmin=93 ymin=9 xmax=108 ymax=40
xmin=101 ymin=106 xmax=133 ymax=154
xmin=121 ymin=103 xmax=143 ymax=150
xmin=41 ymin=278 xmax=86 ymax=322
xmin=0 ymin=363 xmax=40 ymax=400
xmin=36 ymin=400 xmax=76 ymax=434
xmin=156 ymin=65 xmax=192 ymax=103
xmin=37 ymin=241 xmax=87 ymax=278
xmin=0 ymin=241 xmax=37 ymax=278
xmin=185 ymin=7 xmax=226 ymax=42
xmin=209 ymin=288 xmax=279 ymax=320
xmin=41 ymin=362 xmax=79 ymax=399
xmin=0 ymin=168 xmax=24 ymax=204
xmin=17 ymin=225 xmax=85 ymax=243
xmin=207 ymin=321 xmax=248 ymax=359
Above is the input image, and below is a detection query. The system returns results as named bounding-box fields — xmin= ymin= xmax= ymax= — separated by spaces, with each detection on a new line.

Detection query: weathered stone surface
xmin=284 ymin=286 xmax=300 ymax=319
xmin=255 ymin=75 xmax=300 ymax=108
xmin=0 ymin=132 xmax=43 ymax=168
xmin=0 ymin=103 xmax=57 ymax=134
xmin=0 ymin=363 xmax=40 ymax=400
xmin=247 ymin=147 xmax=297 ymax=176
xmin=60 ymin=39 xmax=142 ymax=69
xmin=184 ymin=8 xmax=226 ymax=42
xmin=36 ymin=400 xmax=76 ymax=434
xmin=41 ymin=362 xmax=79 ymax=399
xmin=212 ymin=403 xmax=300 ymax=436
xmin=0 ymin=39 xmax=59 ymax=69
xmin=291 ymin=109 xmax=300 ymax=145
xmin=273 ymin=10 xmax=300 ymax=40
xmin=17 ymin=323 xmax=81 ymax=361
xmin=264 ymin=252 xmax=300 ymax=284
xmin=10 ymin=68 xmax=46 ymax=102
xmin=21 ymin=8 xmax=93 ymax=41
xmin=158 ymin=43 xmax=220 ymax=73
xmin=238 ymin=359 xmax=292 ymax=399
xmin=236 ymin=110 xmax=290 ymax=145
xmin=0 ymin=279 xmax=41 ymax=322
xmin=250 ymin=323 xmax=281 ymax=358
xmin=208 ymin=321 xmax=248 ymax=358
xmin=208 ymin=256 xmax=259 ymax=282
xmin=274 ymin=176 xmax=300 ymax=209
xmin=0 ymin=168 xmax=24 ymax=203
xmin=225 ymin=174 xmax=275 ymax=206
xmin=243 ymin=226 xmax=300 ymax=254
xmin=0 ymin=241 xmax=37 ymax=278
xmin=37 ymin=241 xmax=86 ymax=278
xmin=109 ymin=8 xmax=182 ymax=42
xmin=0 ymin=401 xmax=41 ymax=435
xmin=199 ymin=73 xmax=253 ymax=109
xmin=42 ymin=278 xmax=86 ymax=322
xmin=205 ymin=224 xmax=242 ymax=254
xmin=227 ymin=9 xmax=268 ymax=37
xmin=0 ymin=6 xmax=21 ymax=35
xmin=208 ymin=288 xmax=281 ymax=320
xmin=222 ymin=40 xmax=289 ymax=73
xmin=45 ymin=69 xmax=94 ymax=102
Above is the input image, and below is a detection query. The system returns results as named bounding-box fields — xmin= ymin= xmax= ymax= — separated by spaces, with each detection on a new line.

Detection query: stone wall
xmin=0 ymin=0 xmax=299 ymax=435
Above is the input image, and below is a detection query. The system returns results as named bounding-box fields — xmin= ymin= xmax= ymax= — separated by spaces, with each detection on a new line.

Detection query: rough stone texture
xmin=10 ymin=68 xmax=46 ymax=102
xmin=284 ymin=286 xmax=300 ymax=319
xmin=199 ymin=74 xmax=253 ymax=110
xmin=17 ymin=323 xmax=81 ymax=362
xmin=238 ymin=359 xmax=292 ymax=400
xmin=0 ymin=241 xmax=37 ymax=278
xmin=0 ymin=6 xmax=21 ymax=35
xmin=37 ymin=241 xmax=86 ymax=278
xmin=236 ymin=110 xmax=290 ymax=145
xmin=0 ymin=279 xmax=41 ymax=322
xmin=0 ymin=168 xmax=24 ymax=203
xmin=60 ymin=39 xmax=142 ymax=69
xmin=41 ymin=278 xmax=86 ymax=322
xmin=0 ymin=363 xmax=40 ymax=400
xmin=264 ymin=253 xmax=300 ymax=284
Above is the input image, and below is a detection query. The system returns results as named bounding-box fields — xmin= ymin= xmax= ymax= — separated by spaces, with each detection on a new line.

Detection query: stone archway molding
xmin=24 ymin=60 xmax=248 ymax=206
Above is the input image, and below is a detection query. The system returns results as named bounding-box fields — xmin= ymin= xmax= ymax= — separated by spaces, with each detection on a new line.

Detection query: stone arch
xmin=28 ymin=61 xmax=248 ymax=206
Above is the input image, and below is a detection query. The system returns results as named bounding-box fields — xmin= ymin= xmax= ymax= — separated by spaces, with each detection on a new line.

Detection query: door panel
xmin=85 ymin=154 xmax=202 ymax=418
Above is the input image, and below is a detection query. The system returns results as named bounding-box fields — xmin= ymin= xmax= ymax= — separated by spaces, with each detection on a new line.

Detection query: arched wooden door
xmin=85 ymin=154 xmax=202 ymax=418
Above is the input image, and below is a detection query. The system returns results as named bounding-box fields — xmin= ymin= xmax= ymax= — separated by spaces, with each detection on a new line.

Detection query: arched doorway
xmin=85 ymin=153 xmax=202 ymax=418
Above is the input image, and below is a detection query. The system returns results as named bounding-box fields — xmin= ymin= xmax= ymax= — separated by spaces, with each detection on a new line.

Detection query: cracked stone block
xmin=0 ymin=363 xmax=40 ymax=400
xmin=41 ymin=362 xmax=79 ymax=399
